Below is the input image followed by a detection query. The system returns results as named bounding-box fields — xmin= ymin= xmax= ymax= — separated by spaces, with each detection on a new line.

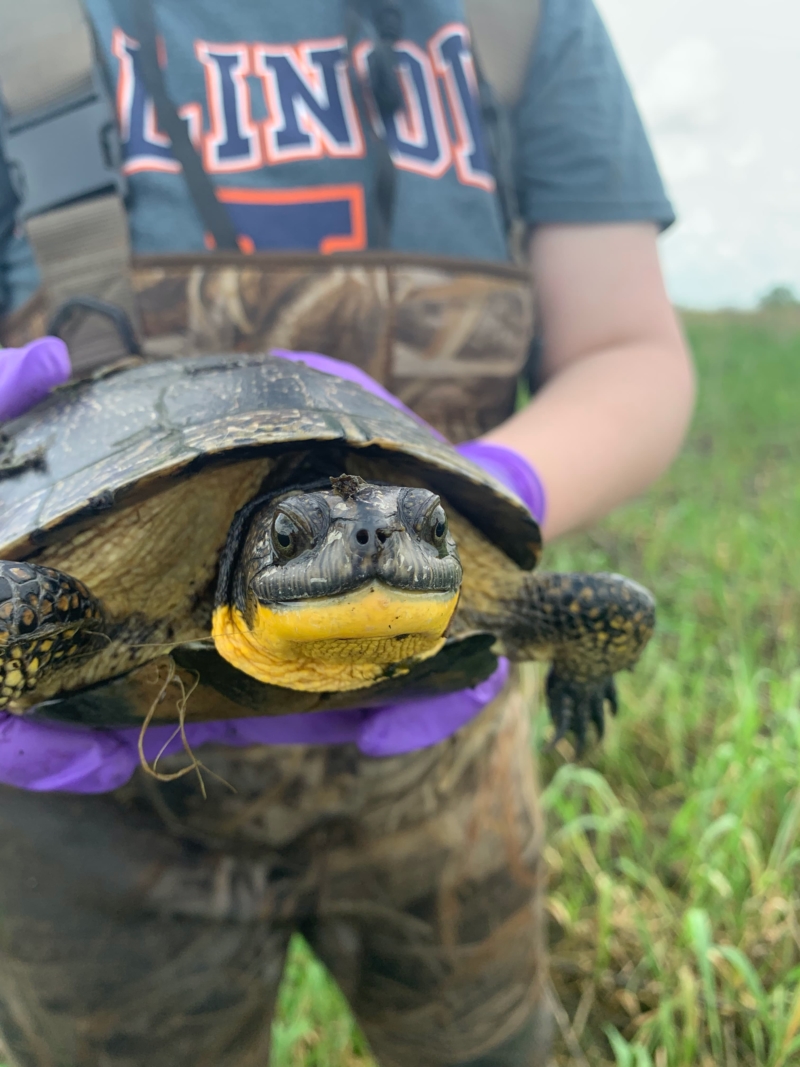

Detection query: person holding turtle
xmin=0 ymin=0 xmax=694 ymax=1065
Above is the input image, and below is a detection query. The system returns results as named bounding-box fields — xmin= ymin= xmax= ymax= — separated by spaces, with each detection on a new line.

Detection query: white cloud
xmin=654 ymin=134 xmax=711 ymax=183
xmin=596 ymin=0 xmax=800 ymax=308
xmin=726 ymin=135 xmax=762 ymax=170
xmin=638 ymin=38 xmax=724 ymax=133
xmin=677 ymin=207 xmax=718 ymax=238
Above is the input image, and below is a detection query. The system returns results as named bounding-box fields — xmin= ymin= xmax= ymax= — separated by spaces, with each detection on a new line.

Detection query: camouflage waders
xmin=0 ymin=250 xmax=548 ymax=1065
xmin=0 ymin=677 xmax=551 ymax=1066
xmin=1 ymin=251 xmax=534 ymax=443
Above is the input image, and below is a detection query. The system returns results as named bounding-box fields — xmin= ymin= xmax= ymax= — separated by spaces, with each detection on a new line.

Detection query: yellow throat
xmin=212 ymin=582 xmax=459 ymax=692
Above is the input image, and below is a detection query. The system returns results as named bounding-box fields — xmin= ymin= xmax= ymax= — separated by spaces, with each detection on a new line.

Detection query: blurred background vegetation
xmin=268 ymin=305 xmax=800 ymax=1066
xmin=758 ymin=285 xmax=800 ymax=310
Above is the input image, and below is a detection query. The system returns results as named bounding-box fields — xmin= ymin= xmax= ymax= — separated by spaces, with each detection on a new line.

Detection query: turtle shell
xmin=0 ymin=353 xmax=541 ymax=566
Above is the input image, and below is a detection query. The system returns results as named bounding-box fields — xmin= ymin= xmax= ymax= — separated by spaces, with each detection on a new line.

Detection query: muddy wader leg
xmin=137 ymin=675 xmax=552 ymax=1067
xmin=0 ymin=787 xmax=291 ymax=1067
xmin=299 ymin=681 xmax=553 ymax=1067
xmin=0 ymin=677 xmax=550 ymax=1067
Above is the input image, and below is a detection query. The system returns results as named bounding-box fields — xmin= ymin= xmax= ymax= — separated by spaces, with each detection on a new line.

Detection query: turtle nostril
xmin=376 ymin=529 xmax=389 ymax=544
xmin=356 ymin=529 xmax=370 ymax=545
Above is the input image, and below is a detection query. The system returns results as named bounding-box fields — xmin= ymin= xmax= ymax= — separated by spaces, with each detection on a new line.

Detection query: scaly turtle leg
xmin=0 ymin=562 xmax=106 ymax=708
xmin=463 ymin=571 xmax=656 ymax=752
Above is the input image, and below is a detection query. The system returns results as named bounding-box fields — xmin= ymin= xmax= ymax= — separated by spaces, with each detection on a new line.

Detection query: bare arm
xmin=483 ymin=223 xmax=695 ymax=540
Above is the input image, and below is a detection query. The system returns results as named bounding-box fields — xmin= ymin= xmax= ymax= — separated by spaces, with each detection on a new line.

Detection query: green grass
xmin=269 ymin=308 xmax=800 ymax=1066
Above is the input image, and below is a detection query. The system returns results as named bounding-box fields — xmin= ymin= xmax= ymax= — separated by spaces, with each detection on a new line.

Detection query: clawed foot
xmin=545 ymin=668 xmax=618 ymax=755
xmin=0 ymin=561 xmax=105 ymax=707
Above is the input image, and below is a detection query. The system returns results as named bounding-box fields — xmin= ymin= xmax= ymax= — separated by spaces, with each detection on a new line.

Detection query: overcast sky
xmin=595 ymin=0 xmax=800 ymax=309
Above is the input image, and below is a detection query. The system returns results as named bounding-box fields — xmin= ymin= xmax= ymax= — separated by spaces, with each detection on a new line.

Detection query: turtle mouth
xmin=212 ymin=582 xmax=459 ymax=692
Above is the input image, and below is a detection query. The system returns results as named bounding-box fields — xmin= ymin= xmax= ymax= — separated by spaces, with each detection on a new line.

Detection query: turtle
xmin=0 ymin=352 xmax=655 ymax=749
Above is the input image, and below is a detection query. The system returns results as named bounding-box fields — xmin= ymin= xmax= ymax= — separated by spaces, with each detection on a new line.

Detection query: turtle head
xmin=212 ymin=476 xmax=462 ymax=692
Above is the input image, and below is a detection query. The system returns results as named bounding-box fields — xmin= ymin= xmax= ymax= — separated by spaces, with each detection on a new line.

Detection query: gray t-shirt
xmin=0 ymin=0 xmax=674 ymax=316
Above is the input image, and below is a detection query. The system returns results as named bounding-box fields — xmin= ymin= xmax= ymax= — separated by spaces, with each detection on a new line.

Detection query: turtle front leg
xmin=0 ymin=562 xmax=107 ymax=708
xmin=474 ymin=571 xmax=655 ymax=752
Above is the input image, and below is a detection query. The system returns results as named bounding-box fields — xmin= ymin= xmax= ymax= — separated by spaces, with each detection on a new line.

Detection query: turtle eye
xmin=398 ymin=488 xmax=449 ymax=550
xmin=271 ymin=510 xmax=306 ymax=560
xmin=426 ymin=504 xmax=448 ymax=548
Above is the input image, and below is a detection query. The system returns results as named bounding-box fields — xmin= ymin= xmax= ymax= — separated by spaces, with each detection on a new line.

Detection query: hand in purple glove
xmin=0 ymin=348 xmax=545 ymax=794
xmin=0 ymin=338 xmax=71 ymax=421
xmin=0 ymin=661 xmax=512 ymax=793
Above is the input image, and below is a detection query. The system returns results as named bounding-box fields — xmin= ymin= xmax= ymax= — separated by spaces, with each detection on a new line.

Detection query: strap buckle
xmin=1 ymin=61 xmax=126 ymax=222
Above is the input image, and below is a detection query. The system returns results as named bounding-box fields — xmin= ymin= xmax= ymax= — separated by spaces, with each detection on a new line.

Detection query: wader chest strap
xmin=465 ymin=0 xmax=542 ymax=263
xmin=0 ymin=0 xmax=94 ymax=119
xmin=0 ymin=0 xmax=138 ymax=369
xmin=464 ymin=0 xmax=542 ymax=107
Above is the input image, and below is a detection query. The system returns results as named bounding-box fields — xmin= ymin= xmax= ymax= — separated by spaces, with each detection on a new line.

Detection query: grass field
xmin=269 ymin=308 xmax=800 ymax=1066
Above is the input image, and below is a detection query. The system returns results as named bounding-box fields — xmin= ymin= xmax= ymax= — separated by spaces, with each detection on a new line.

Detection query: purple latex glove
xmin=0 ymin=338 xmax=71 ymax=420
xmin=0 ymin=661 xmax=511 ymax=793
xmin=456 ymin=440 xmax=546 ymax=528
xmin=0 ymin=349 xmax=544 ymax=793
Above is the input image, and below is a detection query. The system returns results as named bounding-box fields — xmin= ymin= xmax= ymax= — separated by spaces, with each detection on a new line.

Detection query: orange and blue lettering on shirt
xmin=111 ymin=24 xmax=495 ymax=255
xmin=0 ymin=0 xmax=677 ymax=314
